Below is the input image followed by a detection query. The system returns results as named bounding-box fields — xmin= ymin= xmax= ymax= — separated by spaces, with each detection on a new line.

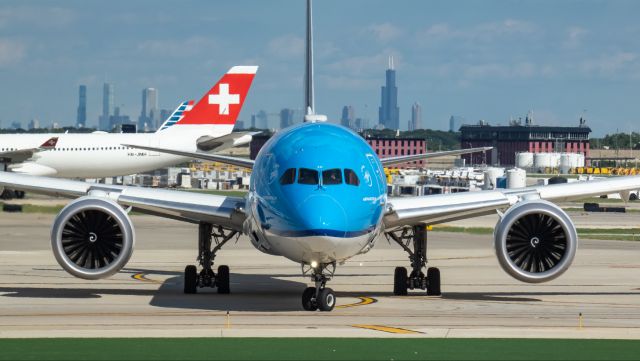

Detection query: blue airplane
xmin=2 ymin=0 xmax=640 ymax=312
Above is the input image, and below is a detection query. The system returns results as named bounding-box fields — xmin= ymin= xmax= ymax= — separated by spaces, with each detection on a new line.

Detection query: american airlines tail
xmin=154 ymin=66 xmax=258 ymax=145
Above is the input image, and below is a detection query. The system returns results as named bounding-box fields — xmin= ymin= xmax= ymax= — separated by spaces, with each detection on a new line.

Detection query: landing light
xmin=310 ymin=261 xmax=318 ymax=269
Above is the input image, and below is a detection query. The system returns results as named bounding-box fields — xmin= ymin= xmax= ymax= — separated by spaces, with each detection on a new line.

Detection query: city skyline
xmin=1 ymin=1 xmax=640 ymax=135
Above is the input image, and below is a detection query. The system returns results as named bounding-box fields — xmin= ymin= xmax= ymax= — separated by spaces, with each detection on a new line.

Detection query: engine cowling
xmin=51 ymin=196 xmax=135 ymax=280
xmin=494 ymin=200 xmax=577 ymax=283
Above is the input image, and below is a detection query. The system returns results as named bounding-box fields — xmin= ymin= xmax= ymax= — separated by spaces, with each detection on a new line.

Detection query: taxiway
xmin=1 ymin=212 xmax=639 ymax=338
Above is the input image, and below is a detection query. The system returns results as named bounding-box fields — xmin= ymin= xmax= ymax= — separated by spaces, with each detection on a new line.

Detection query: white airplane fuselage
xmin=0 ymin=131 xmax=213 ymax=178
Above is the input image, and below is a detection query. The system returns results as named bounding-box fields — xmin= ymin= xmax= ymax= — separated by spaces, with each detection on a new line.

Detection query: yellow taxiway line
xmin=336 ymin=296 xmax=377 ymax=309
xmin=351 ymin=324 xmax=423 ymax=334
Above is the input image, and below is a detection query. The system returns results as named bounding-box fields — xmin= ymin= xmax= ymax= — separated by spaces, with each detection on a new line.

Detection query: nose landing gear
xmin=301 ymin=262 xmax=336 ymax=311
xmin=387 ymin=224 xmax=441 ymax=296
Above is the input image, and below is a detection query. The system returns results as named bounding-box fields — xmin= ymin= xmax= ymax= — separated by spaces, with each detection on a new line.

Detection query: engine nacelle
xmin=494 ymin=200 xmax=577 ymax=283
xmin=51 ymin=196 xmax=135 ymax=280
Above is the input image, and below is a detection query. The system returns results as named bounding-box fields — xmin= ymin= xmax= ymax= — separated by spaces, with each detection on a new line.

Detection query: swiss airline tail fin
xmin=159 ymin=66 xmax=258 ymax=136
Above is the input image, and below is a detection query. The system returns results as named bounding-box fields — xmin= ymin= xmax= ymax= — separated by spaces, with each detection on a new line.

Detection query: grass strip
xmin=1 ymin=338 xmax=640 ymax=361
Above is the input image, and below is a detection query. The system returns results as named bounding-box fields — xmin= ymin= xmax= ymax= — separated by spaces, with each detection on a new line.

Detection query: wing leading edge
xmin=384 ymin=175 xmax=640 ymax=229
xmin=0 ymin=172 xmax=246 ymax=230
xmin=379 ymin=146 xmax=492 ymax=167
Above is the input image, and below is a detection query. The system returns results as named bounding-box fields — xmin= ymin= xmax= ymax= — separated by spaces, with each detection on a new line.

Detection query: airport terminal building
xmin=460 ymin=120 xmax=591 ymax=166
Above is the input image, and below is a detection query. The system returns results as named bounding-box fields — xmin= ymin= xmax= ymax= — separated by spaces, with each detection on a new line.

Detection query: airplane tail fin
xmin=156 ymin=100 xmax=194 ymax=133
xmin=157 ymin=66 xmax=258 ymax=138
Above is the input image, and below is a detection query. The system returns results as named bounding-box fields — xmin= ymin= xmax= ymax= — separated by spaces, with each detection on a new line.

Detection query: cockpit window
xmin=322 ymin=168 xmax=342 ymax=185
xmin=298 ymin=168 xmax=319 ymax=185
xmin=279 ymin=168 xmax=296 ymax=185
xmin=344 ymin=169 xmax=360 ymax=186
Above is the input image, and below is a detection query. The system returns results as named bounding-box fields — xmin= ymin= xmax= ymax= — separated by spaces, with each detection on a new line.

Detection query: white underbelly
xmin=262 ymin=231 xmax=376 ymax=264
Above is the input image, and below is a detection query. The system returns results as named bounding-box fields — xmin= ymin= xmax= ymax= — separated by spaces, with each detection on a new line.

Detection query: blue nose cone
xmin=295 ymin=194 xmax=348 ymax=237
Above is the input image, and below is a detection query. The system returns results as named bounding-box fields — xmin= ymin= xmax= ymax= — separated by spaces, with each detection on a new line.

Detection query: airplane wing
xmin=0 ymin=137 xmax=58 ymax=163
xmin=0 ymin=172 xmax=246 ymax=230
xmin=122 ymin=143 xmax=254 ymax=169
xmin=380 ymin=146 xmax=492 ymax=167
xmin=196 ymin=131 xmax=261 ymax=152
xmin=383 ymin=175 xmax=640 ymax=229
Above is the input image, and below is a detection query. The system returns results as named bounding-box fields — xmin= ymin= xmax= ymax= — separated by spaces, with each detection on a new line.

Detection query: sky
xmin=0 ymin=0 xmax=639 ymax=136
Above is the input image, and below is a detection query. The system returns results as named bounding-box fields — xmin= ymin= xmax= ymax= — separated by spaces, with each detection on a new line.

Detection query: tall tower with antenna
xmin=378 ymin=56 xmax=400 ymax=130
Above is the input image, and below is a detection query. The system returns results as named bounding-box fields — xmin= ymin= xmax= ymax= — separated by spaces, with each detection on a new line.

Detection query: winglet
xmin=39 ymin=137 xmax=58 ymax=149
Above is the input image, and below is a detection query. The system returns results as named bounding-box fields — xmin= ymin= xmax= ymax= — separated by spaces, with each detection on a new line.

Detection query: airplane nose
xmin=295 ymin=194 xmax=348 ymax=234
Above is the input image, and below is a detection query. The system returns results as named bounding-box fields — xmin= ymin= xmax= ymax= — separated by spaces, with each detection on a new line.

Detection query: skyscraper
xmin=340 ymin=105 xmax=355 ymax=129
xmin=139 ymin=88 xmax=159 ymax=131
xmin=99 ymin=83 xmax=114 ymax=131
xmin=76 ymin=85 xmax=87 ymax=128
xmin=410 ymin=102 xmax=422 ymax=131
xmin=280 ymin=108 xmax=295 ymax=129
xmin=378 ymin=56 xmax=400 ymax=130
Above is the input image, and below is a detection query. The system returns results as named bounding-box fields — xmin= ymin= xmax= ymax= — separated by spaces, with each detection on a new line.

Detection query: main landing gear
xmin=386 ymin=224 xmax=441 ymax=296
xmin=301 ymin=262 xmax=336 ymax=312
xmin=184 ymin=222 xmax=237 ymax=294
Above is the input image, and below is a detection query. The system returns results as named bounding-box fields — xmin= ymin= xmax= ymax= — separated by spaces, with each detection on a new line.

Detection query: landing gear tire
xmin=388 ymin=225 xmax=443 ymax=296
xmin=217 ymin=265 xmax=230 ymax=294
xmin=426 ymin=267 xmax=441 ymax=296
xmin=302 ymin=287 xmax=318 ymax=311
xmin=393 ymin=267 xmax=408 ymax=296
xmin=184 ymin=265 xmax=198 ymax=294
xmin=318 ymin=288 xmax=336 ymax=312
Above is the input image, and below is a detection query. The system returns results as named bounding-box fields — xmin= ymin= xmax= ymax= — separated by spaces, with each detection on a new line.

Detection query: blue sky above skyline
xmin=1 ymin=0 xmax=639 ymax=135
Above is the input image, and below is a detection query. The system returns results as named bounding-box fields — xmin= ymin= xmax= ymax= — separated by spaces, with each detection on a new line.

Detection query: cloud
xmin=0 ymin=39 xmax=26 ymax=67
xmin=564 ymin=26 xmax=588 ymax=48
xmin=321 ymin=74 xmax=378 ymax=90
xmin=326 ymin=51 xmax=401 ymax=76
xmin=463 ymin=62 xmax=537 ymax=79
xmin=0 ymin=6 xmax=75 ymax=28
xmin=267 ymin=34 xmax=305 ymax=58
xmin=418 ymin=19 xmax=537 ymax=44
xmin=137 ymin=36 xmax=218 ymax=58
xmin=366 ymin=23 xmax=402 ymax=43
xmin=580 ymin=52 xmax=638 ymax=76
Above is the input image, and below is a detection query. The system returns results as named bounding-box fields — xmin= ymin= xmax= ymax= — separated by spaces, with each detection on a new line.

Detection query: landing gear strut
xmin=301 ymin=262 xmax=336 ymax=311
xmin=184 ymin=222 xmax=237 ymax=294
xmin=386 ymin=224 xmax=441 ymax=296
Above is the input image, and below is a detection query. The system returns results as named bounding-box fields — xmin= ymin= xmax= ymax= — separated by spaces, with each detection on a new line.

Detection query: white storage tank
xmin=516 ymin=152 xmax=534 ymax=169
xmin=483 ymin=167 xmax=505 ymax=190
xmin=550 ymin=152 xmax=561 ymax=169
xmin=559 ymin=153 xmax=572 ymax=174
xmin=576 ymin=153 xmax=585 ymax=168
xmin=506 ymin=168 xmax=527 ymax=189
xmin=534 ymin=152 xmax=552 ymax=171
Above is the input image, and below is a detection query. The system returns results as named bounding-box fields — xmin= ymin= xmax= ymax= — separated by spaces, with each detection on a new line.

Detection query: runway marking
xmin=335 ymin=296 xmax=377 ymax=309
xmin=131 ymin=272 xmax=161 ymax=284
xmin=351 ymin=324 xmax=423 ymax=334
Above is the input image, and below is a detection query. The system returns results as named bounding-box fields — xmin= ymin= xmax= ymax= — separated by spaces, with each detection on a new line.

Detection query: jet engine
xmin=494 ymin=200 xmax=577 ymax=283
xmin=51 ymin=196 xmax=135 ymax=280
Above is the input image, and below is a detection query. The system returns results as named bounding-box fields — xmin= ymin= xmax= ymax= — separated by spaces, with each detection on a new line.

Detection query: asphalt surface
xmin=1 ymin=213 xmax=640 ymax=338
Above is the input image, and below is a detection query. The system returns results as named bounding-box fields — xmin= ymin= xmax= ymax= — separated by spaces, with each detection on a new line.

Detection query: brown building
xmin=250 ymin=133 xmax=427 ymax=169
xmin=366 ymin=137 xmax=427 ymax=168
xmin=460 ymin=123 xmax=591 ymax=166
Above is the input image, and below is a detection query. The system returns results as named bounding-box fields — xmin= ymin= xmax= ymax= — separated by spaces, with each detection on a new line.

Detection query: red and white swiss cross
xmin=179 ymin=66 xmax=258 ymax=125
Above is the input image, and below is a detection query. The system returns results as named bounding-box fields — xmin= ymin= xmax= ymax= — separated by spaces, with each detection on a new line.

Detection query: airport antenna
xmin=303 ymin=0 xmax=327 ymax=123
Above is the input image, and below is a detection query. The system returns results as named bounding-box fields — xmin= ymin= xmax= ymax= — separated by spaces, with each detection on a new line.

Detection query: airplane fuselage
xmin=0 ymin=132 xmax=201 ymax=178
xmin=245 ymin=122 xmax=387 ymax=264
